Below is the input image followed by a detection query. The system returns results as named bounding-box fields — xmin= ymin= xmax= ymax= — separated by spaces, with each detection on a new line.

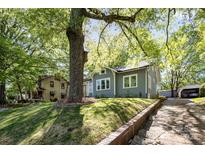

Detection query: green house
xmin=92 ymin=62 xmax=161 ymax=98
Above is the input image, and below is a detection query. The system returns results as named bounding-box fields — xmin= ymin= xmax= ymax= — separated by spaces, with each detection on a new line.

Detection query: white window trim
xmin=99 ymin=69 xmax=106 ymax=75
xmin=96 ymin=77 xmax=110 ymax=91
xmin=123 ymin=74 xmax=138 ymax=89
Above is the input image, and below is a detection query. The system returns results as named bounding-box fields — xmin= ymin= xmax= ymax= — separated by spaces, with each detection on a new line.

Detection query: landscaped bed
xmin=192 ymin=97 xmax=205 ymax=107
xmin=0 ymin=98 xmax=156 ymax=145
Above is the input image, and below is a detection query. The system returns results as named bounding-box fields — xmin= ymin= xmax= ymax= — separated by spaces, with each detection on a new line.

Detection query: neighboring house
xmin=92 ymin=62 xmax=161 ymax=98
xmin=28 ymin=75 xmax=93 ymax=101
xmin=30 ymin=75 xmax=69 ymax=101
xmin=178 ymin=84 xmax=200 ymax=98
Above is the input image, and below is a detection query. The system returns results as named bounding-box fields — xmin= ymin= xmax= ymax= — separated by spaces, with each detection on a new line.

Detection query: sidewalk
xmin=130 ymin=99 xmax=205 ymax=144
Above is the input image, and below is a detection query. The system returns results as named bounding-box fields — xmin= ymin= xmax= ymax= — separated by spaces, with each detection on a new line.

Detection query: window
xmin=123 ymin=74 xmax=138 ymax=88
xmin=100 ymin=69 xmax=106 ymax=75
xmin=106 ymin=79 xmax=110 ymax=89
xmin=50 ymin=91 xmax=55 ymax=97
xmin=131 ymin=76 xmax=137 ymax=87
xmin=50 ymin=81 xmax=54 ymax=87
xmin=61 ymin=93 xmax=65 ymax=99
xmin=101 ymin=80 xmax=105 ymax=89
xmin=61 ymin=83 xmax=65 ymax=89
xmin=96 ymin=78 xmax=110 ymax=91
xmin=124 ymin=77 xmax=129 ymax=88
xmin=96 ymin=80 xmax=101 ymax=91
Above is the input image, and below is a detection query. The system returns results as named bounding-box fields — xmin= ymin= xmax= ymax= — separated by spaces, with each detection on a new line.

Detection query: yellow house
xmin=33 ymin=76 xmax=69 ymax=101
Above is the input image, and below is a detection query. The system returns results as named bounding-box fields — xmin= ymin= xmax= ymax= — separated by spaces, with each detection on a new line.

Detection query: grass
xmin=0 ymin=98 xmax=156 ymax=145
xmin=192 ymin=97 xmax=205 ymax=107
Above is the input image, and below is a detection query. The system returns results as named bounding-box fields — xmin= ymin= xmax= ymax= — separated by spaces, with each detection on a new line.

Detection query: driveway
xmin=130 ymin=98 xmax=205 ymax=145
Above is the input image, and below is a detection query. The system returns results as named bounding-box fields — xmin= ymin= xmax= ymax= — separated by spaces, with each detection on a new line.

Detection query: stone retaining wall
xmin=98 ymin=100 xmax=163 ymax=145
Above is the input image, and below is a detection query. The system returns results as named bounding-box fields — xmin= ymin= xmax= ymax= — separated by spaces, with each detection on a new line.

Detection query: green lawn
xmin=192 ymin=97 xmax=205 ymax=107
xmin=0 ymin=98 xmax=156 ymax=145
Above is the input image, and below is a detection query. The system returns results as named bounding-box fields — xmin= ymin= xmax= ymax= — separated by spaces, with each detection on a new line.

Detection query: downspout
xmin=145 ymin=69 xmax=147 ymax=97
xmin=112 ymin=71 xmax=116 ymax=97
xmin=91 ymin=77 xmax=94 ymax=97
xmin=147 ymin=67 xmax=149 ymax=98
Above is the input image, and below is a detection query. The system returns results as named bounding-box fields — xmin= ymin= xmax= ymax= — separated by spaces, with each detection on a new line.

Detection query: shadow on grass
xmin=91 ymin=99 xmax=151 ymax=125
xmin=37 ymin=105 xmax=85 ymax=145
xmin=0 ymin=103 xmax=85 ymax=145
xmin=0 ymin=98 xmax=154 ymax=145
xmin=0 ymin=104 xmax=56 ymax=144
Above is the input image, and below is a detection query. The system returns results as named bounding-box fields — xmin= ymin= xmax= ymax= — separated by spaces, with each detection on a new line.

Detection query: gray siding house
xmin=92 ymin=62 xmax=160 ymax=98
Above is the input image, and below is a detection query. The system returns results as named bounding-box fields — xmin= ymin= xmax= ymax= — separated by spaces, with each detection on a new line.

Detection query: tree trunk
xmin=17 ymin=82 xmax=24 ymax=101
xmin=65 ymin=9 xmax=85 ymax=103
xmin=0 ymin=82 xmax=6 ymax=104
xmin=175 ymin=71 xmax=180 ymax=97
xmin=170 ymin=70 xmax=175 ymax=97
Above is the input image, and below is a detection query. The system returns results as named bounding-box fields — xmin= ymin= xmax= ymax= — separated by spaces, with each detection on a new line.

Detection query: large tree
xmin=0 ymin=9 xmax=68 ymax=102
xmin=1 ymin=8 xmax=204 ymax=103
xmin=66 ymin=8 xmax=205 ymax=102
xmin=66 ymin=8 xmax=156 ymax=103
xmin=160 ymin=12 xmax=205 ymax=96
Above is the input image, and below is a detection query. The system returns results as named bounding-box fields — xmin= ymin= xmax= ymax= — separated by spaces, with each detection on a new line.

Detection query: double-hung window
xmin=50 ymin=81 xmax=54 ymax=87
xmin=61 ymin=83 xmax=65 ymax=89
xmin=123 ymin=74 xmax=138 ymax=88
xmin=96 ymin=78 xmax=110 ymax=91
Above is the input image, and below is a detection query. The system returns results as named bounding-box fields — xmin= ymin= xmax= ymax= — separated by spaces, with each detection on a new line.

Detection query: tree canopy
xmin=0 ymin=8 xmax=204 ymax=102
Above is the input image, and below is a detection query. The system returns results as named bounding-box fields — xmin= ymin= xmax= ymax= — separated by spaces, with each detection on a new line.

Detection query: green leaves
xmin=160 ymin=18 xmax=205 ymax=90
xmin=0 ymin=9 xmax=71 ymax=96
xmin=0 ymin=8 xmax=204 ymax=95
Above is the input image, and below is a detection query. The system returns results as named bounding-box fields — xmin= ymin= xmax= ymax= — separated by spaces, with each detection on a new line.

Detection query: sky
xmin=84 ymin=8 xmax=201 ymax=56
xmin=84 ymin=9 xmax=191 ymax=49
xmin=82 ymin=9 xmax=202 ymax=81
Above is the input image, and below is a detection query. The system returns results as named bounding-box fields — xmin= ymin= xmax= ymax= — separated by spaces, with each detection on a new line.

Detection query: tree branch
xmin=117 ymin=21 xmax=148 ymax=56
xmin=83 ymin=8 xmax=143 ymax=23
xmin=96 ymin=23 xmax=110 ymax=56
xmin=166 ymin=8 xmax=171 ymax=50
xmin=118 ymin=23 xmax=136 ymax=50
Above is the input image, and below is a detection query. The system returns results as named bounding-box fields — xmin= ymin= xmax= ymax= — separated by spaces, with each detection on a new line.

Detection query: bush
xmin=200 ymin=83 xmax=205 ymax=97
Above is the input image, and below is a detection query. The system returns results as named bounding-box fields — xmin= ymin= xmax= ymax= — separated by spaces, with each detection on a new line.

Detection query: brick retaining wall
xmin=98 ymin=100 xmax=163 ymax=145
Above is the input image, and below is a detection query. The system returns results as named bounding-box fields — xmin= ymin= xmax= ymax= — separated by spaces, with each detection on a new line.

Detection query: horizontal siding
xmin=116 ymin=69 xmax=146 ymax=98
xmin=93 ymin=69 xmax=115 ymax=97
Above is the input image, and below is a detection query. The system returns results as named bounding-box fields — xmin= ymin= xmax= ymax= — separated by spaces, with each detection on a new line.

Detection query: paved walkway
xmin=130 ymin=99 xmax=205 ymax=145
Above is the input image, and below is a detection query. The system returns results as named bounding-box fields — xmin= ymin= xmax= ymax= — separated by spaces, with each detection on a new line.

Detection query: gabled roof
xmin=109 ymin=61 xmax=151 ymax=73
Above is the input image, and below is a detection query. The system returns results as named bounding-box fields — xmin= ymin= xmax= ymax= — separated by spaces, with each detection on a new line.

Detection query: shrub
xmin=200 ymin=83 xmax=205 ymax=97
